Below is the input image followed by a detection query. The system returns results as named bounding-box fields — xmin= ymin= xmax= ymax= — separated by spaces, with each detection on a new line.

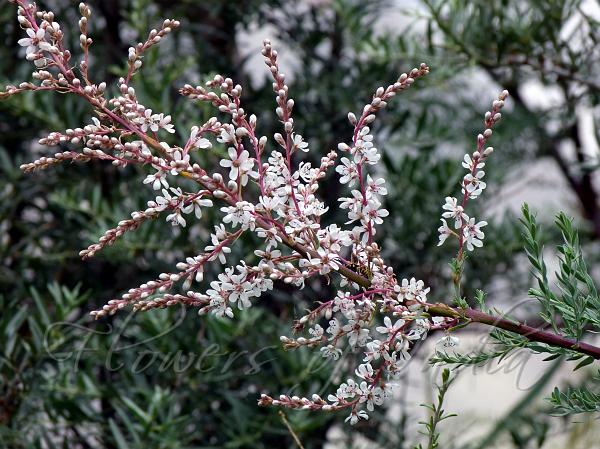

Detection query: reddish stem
xmin=427 ymin=303 xmax=600 ymax=359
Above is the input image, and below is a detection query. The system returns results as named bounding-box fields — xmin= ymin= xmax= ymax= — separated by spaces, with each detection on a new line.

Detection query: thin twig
xmin=279 ymin=410 xmax=305 ymax=449
xmin=426 ymin=303 xmax=600 ymax=360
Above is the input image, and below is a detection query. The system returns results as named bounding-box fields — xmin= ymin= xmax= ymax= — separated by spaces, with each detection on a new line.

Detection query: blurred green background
xmin=1 ymin=0 xmax=599 ymax=447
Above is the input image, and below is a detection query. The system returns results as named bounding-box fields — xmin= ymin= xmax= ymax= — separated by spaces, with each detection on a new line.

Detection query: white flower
xmin=358 ymin=197 xmax=390 ymax=227
xmin=143 ymin=168 xmax=169 ymax=190
xmin=407 ymin=319 xmax=431 ymax=340
xmin=462 ymin=154 xmax=485 ymax=171
xmin=255 ymin=227 xmax=282 ymax=249
xmin=441 ymin=196 xmax=467 ymax=229
xmin=320 ymin=344 xmax=342 ymax=360
xmin=366 ymin=175 xmax=387 ymax=196
xmin=219 ymin=270 xmax=253 ymax=310
xmin=166 ymin=209 xmax=186 ymax=227
xmin=338 ymin=379 xmax=358 ymax=398
xmin=292 ymin=133 xmax=309 ymax=152
xmin=252 ymin=274 xmax=273 ymax=293
xmin=206 ymin=281 xmax=234 ymax=318
xmin=296 ymin=161 xmax=315 ymax=183
xmin=352 ymin=127 xmax=379 ymax=165
xmin=221 ymin=201 xmax=255 ymax=230
xmin=335 ymin=157 xmax=358 ymax=185
xmin=325 ymin=224 xmax=352 ymax=249
xmin=384 ymin=352 xmax=407 ymax=376
xmin=437 ymin=335 xmax=460 ymax=349
xmin=300 ymin=196 xmax=329 ymax=217
xmin=217 ymin=126 xmax=236 ymax=144
xmin=189 ymin=126 xmax=212 ymax=150
xmin=169 ymin=150 xmax=190 ymax=174
xmin=327 ymin=318 xmax=340 ymax=336
xmin=254 ymin=248 xmax=281 ymax=270
xmin=214 ymin=223 xmax=228 ymax=240
xmin=362 ymin=146 xmax=380 ymax=165
xmin=219 ymin=148 xmax=255 ymax=184
xmin=333 ymin=292 xmax=356 ymax=319
xmin=395 ymin=277 xmax=430 ymax=303
xmin=309 ymin=324 xmax=324 ymax=339
xmin=359 ymin=384 xmax=385 ymax=411
xmin=18 ymin=28 xmax=48 ymax=56
xmin=311 ymin=247 xmax=340 ymax=274
xmin=462 ymin=171 xmax=486 ymax=198
xmin=375 ymin=316 xmax=405 ymax=335
xmin=345 ymin=409 xmax=369 ymax=425
xmin=195 ymin=137 xmax=212 ymax=149
xmin=343 ymin=319 xmax=370 ymax=348
xmin=463 ymin=218 xmax=487 ymax=251
xmin=204 ymin=227 xmax=232 ymax=264
xmin=363 ymin=340 xmax=384 ymax=362
xmin=391 ymin=338 xmax=412 ymax=360
xmin=154 ymin=188 xmax=180 ymax=212
xmin=182 ymin=196 xmax=213 ymax=219
xmin=355 ymin=363 xmax=374 ymax=380
xmin=328 ymin=380 xmax=358 ymax=406
xmin=364 ymin=199 xmax=389 ymax=226
xmin=257 ymin=195 xmax=282 ymax=213
xmin=431 ymin=316 xmax=447 ymax=326
xmin=158 ymin=114 xmax=175 ymax=133
xmin=338 ymin=190 xmax=362 ymax=215
xmin=139 ymin=109 xmax=175 ymax=133
xmin=437 ymin=219 xmax=453 ymax=246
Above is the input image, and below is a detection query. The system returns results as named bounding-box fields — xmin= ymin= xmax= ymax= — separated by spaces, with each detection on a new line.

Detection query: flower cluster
xmin=437 ymin=90 xmax=509 ymax=254
xmin=4 ymin=1 xmax=507 ymax=425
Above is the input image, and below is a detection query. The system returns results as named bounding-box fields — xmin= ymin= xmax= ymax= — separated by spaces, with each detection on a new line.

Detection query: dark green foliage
xmin=521 ymin=204 xmax=600 ymax=341
xmin=550 ymin=374 xmax=600 ymax=415
xmin=520 ymin=204 xmax=561 ymax=333
xmin=0 ymin=283 xmax=345 ymax=448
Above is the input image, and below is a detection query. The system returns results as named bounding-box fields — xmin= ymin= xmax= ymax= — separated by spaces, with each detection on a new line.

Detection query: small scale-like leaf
xmin=574 ymin=356 xmax=595 ymax=371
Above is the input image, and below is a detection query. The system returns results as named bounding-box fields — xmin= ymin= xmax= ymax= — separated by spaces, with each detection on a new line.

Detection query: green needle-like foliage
xmin=550 ymin=374 xmax=600 ymax=415
xmin=521 ymin=204 xmax=600 ymax=341
xmin=414 ymin=368 xmax=457 ymax=449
